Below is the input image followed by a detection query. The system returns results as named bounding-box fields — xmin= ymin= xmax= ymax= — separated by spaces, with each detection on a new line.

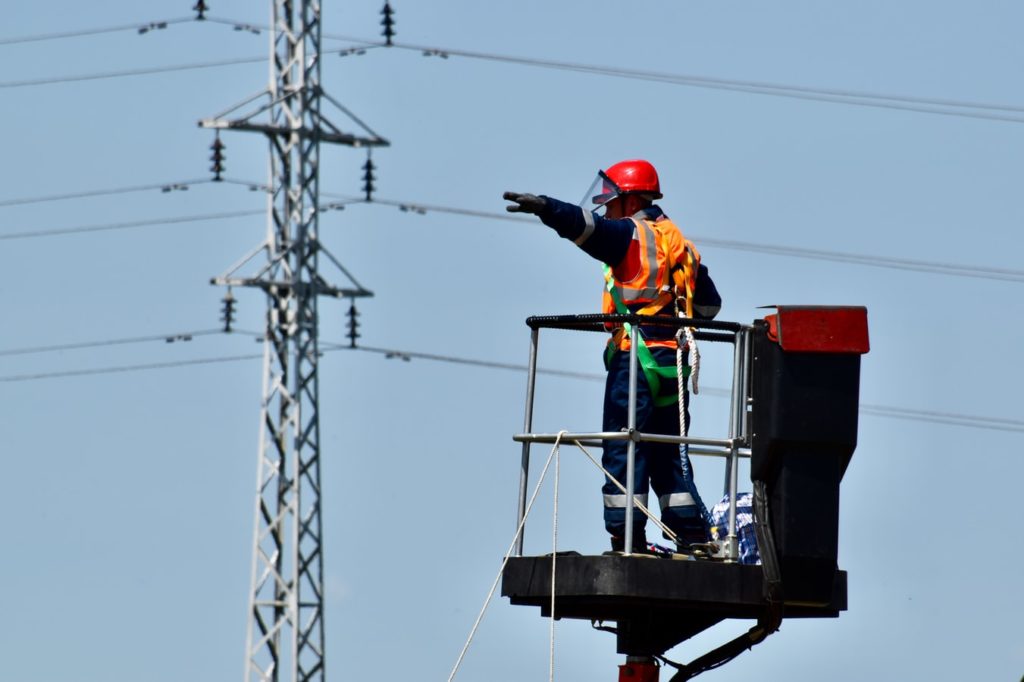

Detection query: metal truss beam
xmin=199 ymin=2 xmax=385 ymax=681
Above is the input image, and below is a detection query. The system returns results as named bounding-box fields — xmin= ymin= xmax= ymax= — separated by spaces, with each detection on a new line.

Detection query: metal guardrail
xmin=513 ymin=314 xmax=754 ymax=560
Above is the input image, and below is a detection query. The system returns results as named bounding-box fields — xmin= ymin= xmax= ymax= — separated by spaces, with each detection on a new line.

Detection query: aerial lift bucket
xmin=502 ymin=306 xmax=869 ymax=679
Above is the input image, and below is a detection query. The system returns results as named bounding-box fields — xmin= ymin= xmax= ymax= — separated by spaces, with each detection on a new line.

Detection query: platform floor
xmin=501 ymin=553 xmax=846 ymax=654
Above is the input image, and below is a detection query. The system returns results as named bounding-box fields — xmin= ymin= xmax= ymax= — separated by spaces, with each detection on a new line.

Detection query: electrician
xmin=504 ymin=159 xmax=722 ymax=554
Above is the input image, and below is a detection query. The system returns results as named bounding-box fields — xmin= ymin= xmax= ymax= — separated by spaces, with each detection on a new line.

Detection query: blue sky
xmin=2 ymin=1 xmax=1022 ymax=680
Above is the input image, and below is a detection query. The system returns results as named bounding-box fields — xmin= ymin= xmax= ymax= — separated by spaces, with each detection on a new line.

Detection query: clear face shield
xmin=579 ymin=170 xmax=622 ymax=216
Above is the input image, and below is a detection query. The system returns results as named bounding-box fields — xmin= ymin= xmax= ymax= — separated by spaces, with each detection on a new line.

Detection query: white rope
xmin=674 ymin=317 xmax=699 ymax=457
xmin=675 ymin=324 xmax=699 ymax=401
xmin=549 ymin=438 xmax=561 ymax=682
xmin=675 ymin=328 xmax=689 ymax=438
xmin=447 ymin=432 xmax=566 ymax=682
xmin=687 ymin=326 xmax=700 ymax=395
xmin=569 ymin=439 xmax=679 ymax=546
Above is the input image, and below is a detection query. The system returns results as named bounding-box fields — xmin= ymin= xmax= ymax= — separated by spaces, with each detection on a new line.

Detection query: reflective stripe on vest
xmin=602 ymin=215 xmax=700 ymax=349
xmin=611 ymin=219 xmax=662 ymax=302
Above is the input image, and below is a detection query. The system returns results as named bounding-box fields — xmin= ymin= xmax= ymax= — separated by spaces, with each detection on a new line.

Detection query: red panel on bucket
xmin=764 ymin=306 xmax=869 ymax=354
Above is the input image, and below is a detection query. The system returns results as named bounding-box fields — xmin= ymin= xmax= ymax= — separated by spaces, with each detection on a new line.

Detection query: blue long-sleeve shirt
xmin=537 ymin=196 xmax=722 ymax=319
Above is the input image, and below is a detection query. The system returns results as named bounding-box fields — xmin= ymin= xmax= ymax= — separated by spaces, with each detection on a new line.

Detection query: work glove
xmin=503 ymin=191 xmax=547 ymax=215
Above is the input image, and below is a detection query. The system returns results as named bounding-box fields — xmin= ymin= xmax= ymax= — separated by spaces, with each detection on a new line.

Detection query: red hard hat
xmin=603 ymin=159 xmax=662 ymax=199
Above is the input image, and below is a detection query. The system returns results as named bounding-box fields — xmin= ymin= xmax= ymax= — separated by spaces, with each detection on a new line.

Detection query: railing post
xmin=515 ymin=326 xmax=540 ymax=557
xmin=724 ymin=328 xmax=746 ymax=562
xmin=624 ymin=323 xmax=639 ymax=556
xmin=740 ymin=327 xmax=752 ymax=443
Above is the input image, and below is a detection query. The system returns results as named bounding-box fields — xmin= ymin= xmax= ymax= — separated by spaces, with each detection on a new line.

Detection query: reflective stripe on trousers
xmin=603 ymin=493 xmax=650 ymax=509
xmin=660 ymin=492 xmax=696 ymax=509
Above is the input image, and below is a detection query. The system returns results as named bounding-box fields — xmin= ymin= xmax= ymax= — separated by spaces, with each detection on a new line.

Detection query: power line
xmin=1 ymin=172 xmax=1017 ymax=284
xmin=0 ymin=176 xmax=352 ymax=239
xmin=0 ymin=17 xmax=194 ymax=46
xmin=399 ymin=42 xmax=1024 ymax=124
xmin=320 ymin=35 xmax=1024 ymax=124
xmin=335 ymin=343 xmax=608 ymax=382
xmin=0 ymin=55 xmax=265 ymax=90
xmin=3 ymin=18 xmax=1022 ymax=125
xmin=337 ymin=194 xmax=1024 ymax=284
xmin=859 ymin=404 xmax=1024 ymax=433
xmin=0 ymin=43 xmax=387 ymax=91
xmin=0 ymin=179 xmax=212 ymax=208
xmin=327 ymin=343 xmax=1023 ymax=434
xmin=0 ymin=19 xmax=369 ymax=91
xmin=691 ymin=236 xmax=1024 ymax=283
xmin=1 ymin=14 xmax=1017 ymax=121
xmin=0 ymin=329 xmax=224 ymax=358
xmin=0 ymin=353 xmax=260 ymax=383
xmin=203 ymin=16 xmax=271 ymax=33
xmin=364 ymin=196 xmax=532 ymax=223
xmin=1 ymin=332 xmax=1018 ymax=433
xmin=0 ymin=175 xmax=350 ymax=212
xmin=0 ymin=15 xmax=272 ymax=47
xmin=0 ymin=209 xmax=263 ymax=241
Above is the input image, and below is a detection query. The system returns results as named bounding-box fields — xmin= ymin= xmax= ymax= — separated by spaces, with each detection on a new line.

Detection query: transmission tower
xmin=199 ymin=1 xmax=388 ymax=680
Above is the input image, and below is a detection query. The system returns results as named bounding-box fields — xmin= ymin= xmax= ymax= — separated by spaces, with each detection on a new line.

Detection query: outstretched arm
xmin=503 ymin=192 xmax=633 ymax=266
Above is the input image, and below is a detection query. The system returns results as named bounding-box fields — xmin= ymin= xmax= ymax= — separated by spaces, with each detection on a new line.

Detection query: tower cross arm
xmin=211 ymin=276 xmax=373 ymax=299
xmin=199 ymin=118 xmax=388 ymax=147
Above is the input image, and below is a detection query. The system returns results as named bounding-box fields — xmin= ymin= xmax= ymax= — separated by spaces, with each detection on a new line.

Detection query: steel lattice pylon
xmin=200 ymin=2 xmax=387 ymax=680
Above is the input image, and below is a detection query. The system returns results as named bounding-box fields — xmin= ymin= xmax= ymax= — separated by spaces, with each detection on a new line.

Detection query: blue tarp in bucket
xmin=709 ymin=492 xmax=760 ymax=565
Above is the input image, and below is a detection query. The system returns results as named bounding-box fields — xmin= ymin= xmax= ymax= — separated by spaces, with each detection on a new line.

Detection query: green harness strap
xmin=604 ymin=265 xmax=689 ymax=408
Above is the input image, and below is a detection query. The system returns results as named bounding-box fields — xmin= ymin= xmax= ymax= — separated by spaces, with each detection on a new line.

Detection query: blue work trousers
xmin=602 ymin=347 xmax=710 ymax=545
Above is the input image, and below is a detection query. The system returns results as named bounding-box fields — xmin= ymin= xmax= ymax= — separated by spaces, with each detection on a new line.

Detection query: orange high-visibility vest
xmin=603 ymin=215 xmax=700 ymax=352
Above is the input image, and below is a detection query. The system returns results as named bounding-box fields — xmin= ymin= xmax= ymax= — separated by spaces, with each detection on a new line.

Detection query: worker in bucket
xmin=504 ymin=159 xmax=721 ymax=554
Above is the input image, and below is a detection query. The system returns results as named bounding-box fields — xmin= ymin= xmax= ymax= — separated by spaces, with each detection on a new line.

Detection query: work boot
xmin=609 ymin=534 xmax=650 ymax=554
xmin=669 ymin=523 xmax=710 ymax=557
xmin=674 ymin=524 xmax=709 ymax=550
